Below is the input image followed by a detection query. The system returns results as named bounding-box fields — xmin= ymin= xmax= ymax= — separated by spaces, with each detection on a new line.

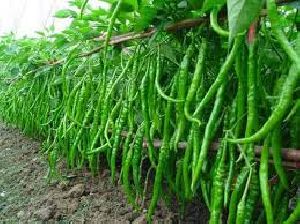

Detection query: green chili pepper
xmin=191 ymin=36 xmax=243 ymax=123
xmin=282 ymin=200 xmax=300 ymax=224
xmin=230 ymin=28 xmax=300 ymax=144
xmin=147 ymin=74 xmax=177 ymax=222
xmin=272 ymin=126 xmax=288 ymax=188
xmin=141 ymin=67 xmax=156 ymax=167
xmin=227 ymin=167 xmax=249 ymax=224
xmin=173 ymin=45 xmax=194 ymax=150
xmin=209 ymin=136 xmax=228 ymax=224
xmin=192 ymin=82 xmax=226 ymax=191
xmin=259 ymin=137 xmax=274 ymax=224
xmin=210 ymin=7 xmax=229 ymax=37
xmin=275 ymin=193 xmax=289 ymax=223
xmin=184 ymin=39 xmax=207 ymax=125
xmin=122 ymin=139 xmax=135 ymax=206
xmin=242 ymin=168 xmax=259 ymax=224
xmin=111 ymin=101 xmax=128 ymax=182
xmin=132 ymin=123 xmax=144 ymax=197
xmin=183 ymin=130 xmax=193 ymax=200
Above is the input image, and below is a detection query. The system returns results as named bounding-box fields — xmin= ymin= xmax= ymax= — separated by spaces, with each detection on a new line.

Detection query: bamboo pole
xmin=23 ymin=0 xmax=297 ymax=71
xmin=118 ymin=130 xmax=300 ymax=169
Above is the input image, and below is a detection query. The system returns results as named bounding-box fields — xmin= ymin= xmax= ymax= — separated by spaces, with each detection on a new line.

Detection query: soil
xmin=0 ymin=123 xmax=209 ymax=223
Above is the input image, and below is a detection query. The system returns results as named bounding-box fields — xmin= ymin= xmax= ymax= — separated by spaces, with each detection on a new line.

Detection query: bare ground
xmin=0 ymin=123 xmax=208 ymax=223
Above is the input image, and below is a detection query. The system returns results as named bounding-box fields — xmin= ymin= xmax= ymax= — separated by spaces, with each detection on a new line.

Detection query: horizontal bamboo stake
xmin=26 ymin=0 xmax=295 ymax=70
xmin=76 ymin=0 xmax=295 ymax=59
xmin=47 ymin=18 xmax=207 ymax=66
xmin=254 ymin=158 xmax=300 ymax=170
xmin=119 ymin=130 xmax=300 ymax=169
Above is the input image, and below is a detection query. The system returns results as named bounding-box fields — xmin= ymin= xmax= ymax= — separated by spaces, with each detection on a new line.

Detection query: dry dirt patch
xmin=0 ymin=123 xmax=208 ymax=223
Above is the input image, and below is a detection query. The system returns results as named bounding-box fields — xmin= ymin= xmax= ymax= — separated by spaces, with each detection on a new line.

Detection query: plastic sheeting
xmin=0 ymin=0 xmax=72 ymax=37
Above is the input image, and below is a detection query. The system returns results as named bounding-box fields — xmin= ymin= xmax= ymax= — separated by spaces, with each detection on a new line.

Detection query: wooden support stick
xmin=28 ymin=0 xmax=298 ymax=69
xmin=118 ymin=130 xmax=300 ymax=169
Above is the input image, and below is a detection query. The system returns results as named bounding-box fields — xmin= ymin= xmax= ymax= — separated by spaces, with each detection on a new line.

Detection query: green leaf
xmin=35 ymin=31 xmax=45 ymax=36
xmin=202 ymin=0 xmax=226 ymax=12
xmin=134 ymin=6 xmax=157 ymax=31
xmin=124 ymin=0 xmax=138 ymax=10
xmin=68 ymin=0 xmax=85 ymax=9
xmin=160 ymin=44 xmax=178 ymax=65
xmin=282 ymin=1 xmax=300 ymax=9
xmin=90 ymin=8 xmax=107 ymax=16
xmin=108 ymin=0 xmax=138 ymax=12
xmin=188 ymin=0 xmax=203 ymax=9
xmin=178 ymin=1 xmax=188 ymax=9
xmin=120 ymin=2 xmax=135 ymax=12
xmin=54 ymin=9 xmax=77 ymax=18
xmin=48 ymin=25 xmax=55 ymax=32
xmin=227 ymin=0 xmax=264 ymax=41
